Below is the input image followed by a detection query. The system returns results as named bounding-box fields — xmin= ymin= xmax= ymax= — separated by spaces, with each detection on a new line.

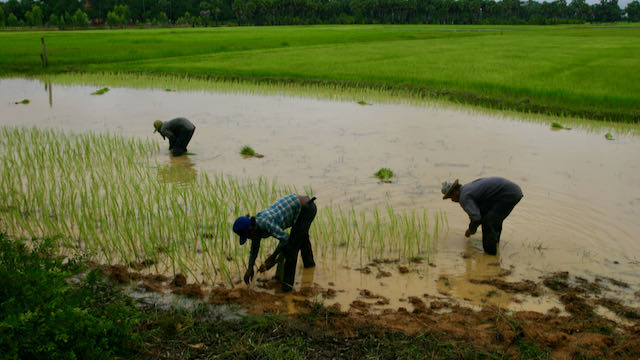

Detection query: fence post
xmin=41 ymin=37 xmax=48 ymax=67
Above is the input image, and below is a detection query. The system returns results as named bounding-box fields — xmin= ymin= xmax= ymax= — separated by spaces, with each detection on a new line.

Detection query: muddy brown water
xmin=2 ymin=78 xmax=639 ymax=316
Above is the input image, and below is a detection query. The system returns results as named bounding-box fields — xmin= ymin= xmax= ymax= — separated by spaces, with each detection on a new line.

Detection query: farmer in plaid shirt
xmin=233 ymin=194 xmax=316 ymax=292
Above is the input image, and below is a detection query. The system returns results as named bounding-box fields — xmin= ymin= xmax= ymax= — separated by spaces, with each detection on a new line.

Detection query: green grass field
xmin=1 ymin=24 xmax=639 ymax=121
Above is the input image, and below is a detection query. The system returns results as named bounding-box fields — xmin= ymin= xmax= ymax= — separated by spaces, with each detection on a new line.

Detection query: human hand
xmin=244 ymin=267 xmax=254 ymax=285
xmin=258 ymin=254 xmax=277 ymax=273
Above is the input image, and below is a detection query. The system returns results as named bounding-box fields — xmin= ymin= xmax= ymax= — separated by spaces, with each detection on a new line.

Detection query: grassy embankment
xmin=1 ymin=24 xmax=639 ymax=122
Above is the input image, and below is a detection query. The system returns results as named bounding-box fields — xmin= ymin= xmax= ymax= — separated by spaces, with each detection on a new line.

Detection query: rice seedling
xmin=357 ymin=100 xmax=371 ymax=105
xmin=605 ymin=132 xmax=614 ymax=140
xmin=0 ymin=126 xmax=445 ymax=287
xmin=374 ymin=168 xmax=394 ymax=183
xmin=551 ymin=122 xmax=571 ymax=130
xmin=240 ymin=145 xmax=264 ymax=158
xmin=91 ymin=87 xmax=110 ymax=95
xmin=15 ymin=99 xmax=30 ymax=104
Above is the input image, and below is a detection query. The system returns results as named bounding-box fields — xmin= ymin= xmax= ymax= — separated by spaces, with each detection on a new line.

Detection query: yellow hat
xmin=153 ymin=120 xmax=163 ymax=133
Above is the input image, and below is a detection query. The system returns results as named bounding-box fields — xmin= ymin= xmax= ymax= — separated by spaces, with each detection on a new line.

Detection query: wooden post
xmin=41 ymin=37 xmax=48 ymax=67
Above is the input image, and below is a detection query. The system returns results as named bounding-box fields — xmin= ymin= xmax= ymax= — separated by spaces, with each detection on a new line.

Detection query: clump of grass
xmin=551 ymin=122 xmax=571 ymax=130
xmin=374 ymin=168 xmax=394 ymax=183
xmin=91 ymin=87 xmax=110 ymax=95
xmin=605 ymin=132 xmax=614 ymax=140
xmin=15 ymin=99 xmax=30 ymax=104
xmin=357 ymin=100 xmax=371 ymax=106
xmin=165 ymin=88 xmax=174 ymax=92
xmin=240 ymin=145 xmax=264 ymax=158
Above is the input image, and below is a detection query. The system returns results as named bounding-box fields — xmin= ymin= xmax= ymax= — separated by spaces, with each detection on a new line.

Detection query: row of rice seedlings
xmin=26 ymin=73 xmax=640 ymax=136
xmin=0 ymin=126 xmax=446 ymax=286
xmin=29 ymin=72 xmax=447 ymax=108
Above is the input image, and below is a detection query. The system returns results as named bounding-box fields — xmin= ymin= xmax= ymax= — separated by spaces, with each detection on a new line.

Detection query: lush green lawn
xmin=2 ymin=24 xmax=639 ymax=121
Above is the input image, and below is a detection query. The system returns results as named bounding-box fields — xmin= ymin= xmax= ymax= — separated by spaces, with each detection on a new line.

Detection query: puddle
xmin=2 ymin=78 xmax=639 ymax=313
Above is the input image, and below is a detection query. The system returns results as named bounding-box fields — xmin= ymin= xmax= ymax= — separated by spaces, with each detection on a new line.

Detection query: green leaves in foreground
xmin=0 ymin=234 xmax=141 ymax=360
xmin=374 ymin=168 xmax=394 ymax=183
xmin=240 ymin=145 xmax=264 ymax=158
xmin=91 ymin=87 xmax=110 ymax=95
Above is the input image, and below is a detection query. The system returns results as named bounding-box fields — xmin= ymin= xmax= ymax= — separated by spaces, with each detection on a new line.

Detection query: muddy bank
xmin=100 ymin=262 xmax=640 ymax=359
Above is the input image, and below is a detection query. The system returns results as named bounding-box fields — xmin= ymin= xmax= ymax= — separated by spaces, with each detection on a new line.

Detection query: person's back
xmin=153 ymin=117 xmax=196 ymax=157
xmin=161 ymin=118 xmax=195 ymax=134
xmin=442 ymin=176 xmax=523 ymax=255
xmin=459 ymin=177 xmax=522 ymax=215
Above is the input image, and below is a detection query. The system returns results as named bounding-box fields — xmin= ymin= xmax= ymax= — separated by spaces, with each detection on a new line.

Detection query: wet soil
xmin=100 ymin=263 xmax=640 ymax=359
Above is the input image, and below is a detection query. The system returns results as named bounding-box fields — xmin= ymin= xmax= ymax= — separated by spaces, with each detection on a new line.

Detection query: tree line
xmin=1 ymin=0 xmax=639 ymax=28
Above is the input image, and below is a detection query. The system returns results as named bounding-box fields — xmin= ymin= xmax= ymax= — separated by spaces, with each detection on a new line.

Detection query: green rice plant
xmin=374 ymin=168 xmax=394 ymax=183
xmin=605 ymin=132 xmax=614 ymax=140
xmin=357 ymin=100 xmax=371 ymax=105
xmin=0 ymin=126 xmax=446 ymax=287
xmin=15 ymin=99 xmax=30 ymax=104
xmin=240 ymin=145 xmax=264 ymax=158
xmin=91 ymin=87 xmax=110 ymax=95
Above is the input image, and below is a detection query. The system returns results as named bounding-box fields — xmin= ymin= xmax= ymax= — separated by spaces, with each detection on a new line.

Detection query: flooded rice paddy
xmin=2 ymin=78 xmax=639 ymax=315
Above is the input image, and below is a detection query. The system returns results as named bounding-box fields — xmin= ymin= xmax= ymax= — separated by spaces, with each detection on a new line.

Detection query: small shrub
xmin=0 ymin=234 xmax=141 ymax=360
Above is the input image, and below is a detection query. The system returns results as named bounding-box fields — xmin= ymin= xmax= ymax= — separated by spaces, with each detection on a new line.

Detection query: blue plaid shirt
xmin=248 ymin=194 xmax=301 ymax=267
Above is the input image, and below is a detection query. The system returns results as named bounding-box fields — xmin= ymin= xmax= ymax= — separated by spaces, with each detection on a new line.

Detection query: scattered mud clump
xmin=171 ymin=273 xmax=187 ymax=287
xmin=542 ymin=271 xmax=570 ymax=291
xmin=172 ymin=283 xmax=205 ymax=298
xmin=355 ymin=266 xmax=371 ymax=274
xmin=398 ymin=266 xmax=409 ymax=274
xmin=596 ymin=298 xmax=640 ymax=320
xmin=102 ymin=264 xmax=132 ymax=284
xmin=408 ymin=296 xmax=428 ymax=313
xmin=560 ymin=292 xmax=594 ymax=317
xmin=321 ymin=288 xmax=337 ymax=299
xmin=470 ymin=278 xmax=540 ymax=296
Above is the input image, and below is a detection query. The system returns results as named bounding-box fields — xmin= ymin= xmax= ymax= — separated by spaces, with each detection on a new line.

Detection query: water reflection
xmin=44 ymin=81 xmax=52 ymax=107
xmin=299 ymin=266 xmax=316 ymax=289
xmin=157 ymin=155 xmax=198 ymax=184
xmin=437 ymin=240 xmax=515 ymax=308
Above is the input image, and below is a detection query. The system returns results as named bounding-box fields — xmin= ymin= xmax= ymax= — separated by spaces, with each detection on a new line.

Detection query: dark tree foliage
xmin=0 ymin=0 xmax=637 ymax=27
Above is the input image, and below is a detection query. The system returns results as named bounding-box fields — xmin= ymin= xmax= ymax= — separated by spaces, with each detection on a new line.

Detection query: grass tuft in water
xmin=605 ymin=132 xmax=614 ymax=140
xmin=15 ymin=99 xmax=30 ymax=104
xmin=374 ymin=168 xmax=394 ymax=183
xmin=357 ymin=100 xmax=371 ymax=106
xmin=91 ymin=87 xmax=110 ymax=95
xmin=240 ymin=145 xmax=264 ymax=158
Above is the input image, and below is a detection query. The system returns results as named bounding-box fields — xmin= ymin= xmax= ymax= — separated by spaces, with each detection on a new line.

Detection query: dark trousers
xmin=481 ymin=195 xmax=522 ymax=255
xmin=282 ymin=198 xmax=316 ymax=291
xmin=172 ymin=128 xmax=195 ymax=157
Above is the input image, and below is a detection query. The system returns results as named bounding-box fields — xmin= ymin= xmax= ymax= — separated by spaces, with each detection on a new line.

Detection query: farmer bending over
xmin=233 ymin=194 xmax=316 ymax=292
xmin=153 ymin=117 xmax=196 ymax=157
xmin=442 ymin=177 xmax=523 ymax=255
